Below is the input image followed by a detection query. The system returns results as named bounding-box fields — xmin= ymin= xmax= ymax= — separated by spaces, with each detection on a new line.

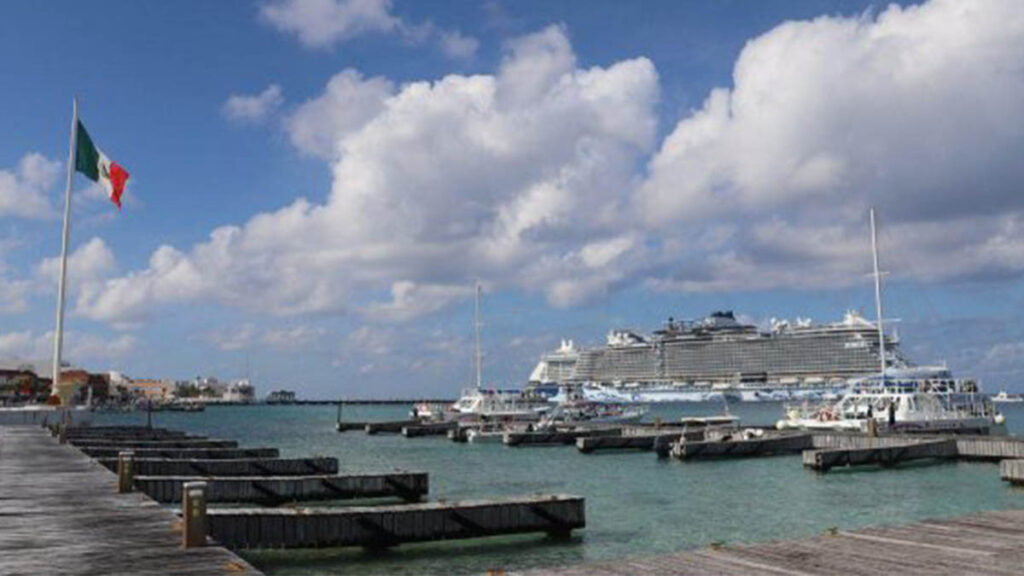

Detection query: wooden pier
xmin=134 ymin=472 xmax=429 ymax=504
xmin=503 ymin=428 xmax=621 ymax=447
xmin=207 ymin=494 xmax=585 ymax=549
xmin=1000 ymin=459 xmax=1024 ymax=485
xmin=804 ymin=439 xmax=959 ymax=472
xmin=69 ymin=438 xmax=240 ymax=449
xmin=576 ymin=432 xmax=683 ymax=454
xmin=514 ymin=508 xmax=1024 ymax=575
xmin=365 ymin=419 xmax=421 ymax=435
xmin=0 ymin=426 xmax=262 ymax=575
xmin=96 ymin=456 xmax=339 ymax=476
xmin=79 ymin=446 xmax=280 ymax=459
xmin=672 ymin=433 xmax=813 ymax=459
xmin=65 ymin=425 xmax=189 ymax=438
xmin=401 ymin=421 xmax=458 ymax=437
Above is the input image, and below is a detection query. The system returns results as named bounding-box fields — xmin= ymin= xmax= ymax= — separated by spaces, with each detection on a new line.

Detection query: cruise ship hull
xmin=551 ymin=384 xmax=846 ymax=404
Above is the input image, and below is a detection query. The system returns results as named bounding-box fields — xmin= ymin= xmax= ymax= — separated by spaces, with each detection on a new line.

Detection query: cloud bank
xmin=74 ymin=0 xmax=1024 ymax=331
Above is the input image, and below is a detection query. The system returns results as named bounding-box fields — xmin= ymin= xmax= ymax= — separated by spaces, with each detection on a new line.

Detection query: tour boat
xmin=776 ymin=209 xmax=1006 ymax=435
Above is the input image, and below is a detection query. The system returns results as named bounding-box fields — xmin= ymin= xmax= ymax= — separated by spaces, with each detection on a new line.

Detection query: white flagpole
xmin=51 ymin=97 xmax=78 ymax=404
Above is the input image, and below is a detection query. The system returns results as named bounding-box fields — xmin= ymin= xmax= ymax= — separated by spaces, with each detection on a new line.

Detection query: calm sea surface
xmin=95 ymin=402 xmax=1024 ymax=575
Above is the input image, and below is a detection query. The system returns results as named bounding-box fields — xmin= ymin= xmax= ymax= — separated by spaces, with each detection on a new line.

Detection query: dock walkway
xmin=516 ymin=508 xmax=1024 ymax=575
xmin=0 ymin=425 xmax=262 ymax=576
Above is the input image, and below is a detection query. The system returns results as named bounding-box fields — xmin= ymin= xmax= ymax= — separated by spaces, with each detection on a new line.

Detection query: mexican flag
xmin=74 ymin=120 xmax=129 ymax=209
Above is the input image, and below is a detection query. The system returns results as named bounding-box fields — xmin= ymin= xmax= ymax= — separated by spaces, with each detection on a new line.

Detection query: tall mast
xmin=474 ymin=281 xmax=482 ymax=389
xmin=51 ymin=97 xmax=79 ymax=404
xmin=870 ymin=207 xmax=886 ymax=378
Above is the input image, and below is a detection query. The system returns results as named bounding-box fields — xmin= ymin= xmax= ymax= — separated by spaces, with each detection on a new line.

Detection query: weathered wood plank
xmin=134 ymin=472 xmax=429 ymax=504
xmin=78 ymin=446 xmax=279 ymax=459
xmin=95 ymin=456 xmax=339 ymax=476
xmin=207 ymin=494 xmax=585 ymax=549
xmin=803 ymin=439 xmax=958 ymax=472
xmin=0 ymin=426 xmax=262 ymax=575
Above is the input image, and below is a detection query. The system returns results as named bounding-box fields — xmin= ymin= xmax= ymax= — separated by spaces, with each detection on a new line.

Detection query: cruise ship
xmin=528 ymin=310 xmax=912 ymax=402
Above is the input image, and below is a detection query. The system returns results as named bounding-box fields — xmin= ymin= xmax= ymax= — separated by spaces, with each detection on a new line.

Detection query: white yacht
xmin=993 ymin=391 xmax=1024 ymax=403
xmin=445 ymin=282 xmax=549 ymax=423
xmin=776 ymin=209 xmax=1006 ymax=434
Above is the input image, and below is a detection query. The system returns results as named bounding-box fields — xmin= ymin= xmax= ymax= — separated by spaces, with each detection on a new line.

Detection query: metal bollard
xmin=182 ymin=481 xmax=208 ymax=548
xmin=117 ymin=451 xmax=135 ymax=493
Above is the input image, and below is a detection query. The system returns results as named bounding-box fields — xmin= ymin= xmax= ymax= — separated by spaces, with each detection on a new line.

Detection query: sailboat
xmin=776 ymin=208 xmax=1004 ymax=434
xmin=443 ymin=282 xmax=549 ymax=425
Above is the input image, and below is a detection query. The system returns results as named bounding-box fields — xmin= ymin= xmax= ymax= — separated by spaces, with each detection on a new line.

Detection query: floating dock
xmin=504 ymin=428 xmax=621 ymax=447
xmin=0 ymin=426 xmax=262 ymax=575
xmin=207 ymin=494 xmax=585 ymax=549
xmin=576 ymin=432 xmax=683 ymax=454
xmin=79 ymin=446 xmax=280 ymax=459
xmin=135 ymin=472 xmax=428 ymax=504
xmin=672 ymin=433 xmax=813 ymax=459
xmin=402 ymin=421 xmax=458 ymax=437
xmin=365 ymin=419 xmax=422 ymax=435
xmin=804 ymin=439 xmax=959 ymax=472
xmin=1000 ymin=459 xmax=1024 ymax=485
xmin=69 ymin=437 xmax=239 ymax=449
xmin=96 ymin=456 xmax=339 ymax=476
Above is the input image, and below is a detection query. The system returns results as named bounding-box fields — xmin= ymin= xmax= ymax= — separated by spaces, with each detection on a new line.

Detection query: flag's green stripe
xmin=74 ymin=120 xmax=100 ymax=182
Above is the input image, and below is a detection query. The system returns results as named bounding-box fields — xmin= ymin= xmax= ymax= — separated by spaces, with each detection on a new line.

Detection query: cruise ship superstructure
xmin=529 ymin=310 xmax=912 ymax=402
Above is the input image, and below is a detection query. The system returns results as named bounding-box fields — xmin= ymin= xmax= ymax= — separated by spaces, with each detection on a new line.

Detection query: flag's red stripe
xmin=108 ymin=162 xmax=129 ymax=209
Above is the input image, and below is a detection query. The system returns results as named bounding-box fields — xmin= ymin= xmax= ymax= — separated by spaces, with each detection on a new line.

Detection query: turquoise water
xmin=96 ymin=403 xmax=1024 ymax=575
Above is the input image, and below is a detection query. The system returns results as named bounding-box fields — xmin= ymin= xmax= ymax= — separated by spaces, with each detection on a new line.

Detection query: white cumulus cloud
xmin=77 ymin=25 xmax=660 ymax=324
xmin=222 ymin=84 xmax=285 ymax=124
xmin=636 ymin=0 xmax=1024 ymax=291
xmin=260 ymin=0 xmax=478 ymax=59
xmin=0 ymin=153 xmax=59 ymax=219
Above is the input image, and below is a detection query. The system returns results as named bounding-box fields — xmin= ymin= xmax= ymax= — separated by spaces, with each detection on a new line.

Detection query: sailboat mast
xmin=870 ymin=207 xmax=886 ymax=378
xmin=474 ymin=282 xmax=482 ymax=390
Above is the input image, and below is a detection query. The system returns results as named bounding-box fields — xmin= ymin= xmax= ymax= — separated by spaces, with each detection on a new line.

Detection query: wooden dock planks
xmin=206 ymin=494 xmax=585 ymax=549
xmin=134 ymin=472 xmax=429 ymax=504
xmin=0 ymin=426 xmax=263 ymax=576
xmin=514 ymin=508 xmax=1024 ymax=576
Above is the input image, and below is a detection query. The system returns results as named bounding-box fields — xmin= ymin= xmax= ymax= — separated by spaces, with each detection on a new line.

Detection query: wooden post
xmin=182 ymin=481 xmax=208 ymax=548
xmin=57 ymin=423 xmax=67 ymax=445
xmin=117 ymin=450 xmax=135 ymax=493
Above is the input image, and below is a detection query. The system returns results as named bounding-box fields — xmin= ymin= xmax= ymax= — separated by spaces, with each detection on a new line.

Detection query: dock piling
xmin=182 ymin=481 xmax=208 ymax=548
xmin=117 ymin=450 xmax=135 ymax=493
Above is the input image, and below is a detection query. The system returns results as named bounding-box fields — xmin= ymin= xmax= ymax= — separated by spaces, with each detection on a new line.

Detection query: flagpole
xmin=51 ymin=97 xmax=78 ymax=405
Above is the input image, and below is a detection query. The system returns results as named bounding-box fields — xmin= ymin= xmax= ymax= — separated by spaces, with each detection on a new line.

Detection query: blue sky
xmin=2 ymin=0 xmax=1024 ymax=397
